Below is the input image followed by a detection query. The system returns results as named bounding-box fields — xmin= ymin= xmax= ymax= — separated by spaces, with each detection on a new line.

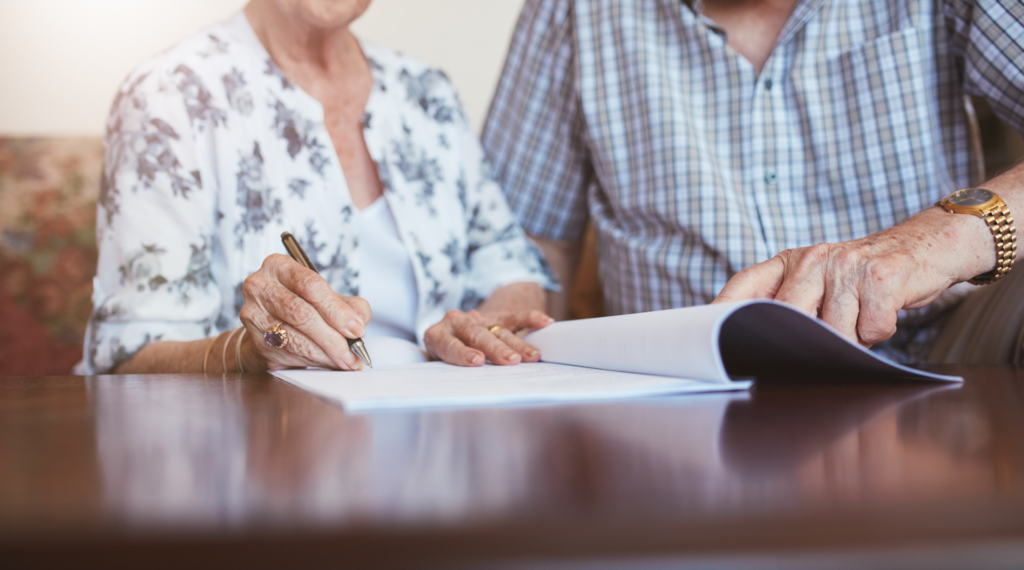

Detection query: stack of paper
xmin=272 ymin=362 xmax=749 ymax=411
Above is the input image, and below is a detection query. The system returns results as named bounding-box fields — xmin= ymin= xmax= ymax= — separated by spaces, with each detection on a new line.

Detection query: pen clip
xmin=281 ymin=231 xmax=317 ymax=272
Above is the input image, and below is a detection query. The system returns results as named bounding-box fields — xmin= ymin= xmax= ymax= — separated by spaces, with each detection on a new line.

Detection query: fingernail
xmin=545 ymin=317 xmax=555 ymax=324
xmin=506 ymin=352 xmax=520 ymax=363
xmin=527 ymin=349 xmax=539 ymax=358
xmin=346 ymin=318 xmax=364 ymax=337
xmin=467 ymin=352 xmax=483 ymax=365
xmin=342 ymin=351 xmax=358 ymax=369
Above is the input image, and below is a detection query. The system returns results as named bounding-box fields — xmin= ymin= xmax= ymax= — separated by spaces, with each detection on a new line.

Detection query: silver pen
xmin=281 ymin=232 xmax=373 ymax=369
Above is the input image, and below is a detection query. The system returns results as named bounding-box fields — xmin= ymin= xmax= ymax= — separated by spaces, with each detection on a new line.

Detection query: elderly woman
xmin=83 ymin=0 xmax=557 ymax=374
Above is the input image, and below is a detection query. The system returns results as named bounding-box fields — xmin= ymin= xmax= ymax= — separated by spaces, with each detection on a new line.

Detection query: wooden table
xmin=2 ymin=366 xmax=1024 ymax=569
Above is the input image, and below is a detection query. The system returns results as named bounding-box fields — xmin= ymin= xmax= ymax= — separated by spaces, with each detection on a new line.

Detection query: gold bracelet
xmin=201 ymin=332 xmax=222 ymax=375
xmin=222 ymin=327 xmax=242 ymax=374
xmin=235 ymin=327 xmax=246 ymax=373
xmin=936 ymin=188 xmax=1018 ymax=285
xmin=972 ymin=202 xmax=1017 ymax=284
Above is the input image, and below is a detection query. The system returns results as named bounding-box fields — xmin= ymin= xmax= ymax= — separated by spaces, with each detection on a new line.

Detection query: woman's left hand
xmin=424 ymin=309 xmax=555 ymax=366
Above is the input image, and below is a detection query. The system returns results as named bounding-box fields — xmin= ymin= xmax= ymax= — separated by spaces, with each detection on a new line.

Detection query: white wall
xmin=0 ymin=0 xmax=524 ymax=136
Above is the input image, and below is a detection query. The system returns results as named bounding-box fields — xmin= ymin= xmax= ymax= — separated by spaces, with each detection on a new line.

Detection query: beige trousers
xmin=928 ymin=266 xmax=1024 ymax=365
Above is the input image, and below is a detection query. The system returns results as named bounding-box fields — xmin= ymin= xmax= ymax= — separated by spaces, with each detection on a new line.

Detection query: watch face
xmin=948 ymin=188 xmax=995 ymax=206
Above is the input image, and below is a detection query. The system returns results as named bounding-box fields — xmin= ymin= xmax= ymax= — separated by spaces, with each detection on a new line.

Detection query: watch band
xmin=968 ymin=200 xmax=1017 ymax=285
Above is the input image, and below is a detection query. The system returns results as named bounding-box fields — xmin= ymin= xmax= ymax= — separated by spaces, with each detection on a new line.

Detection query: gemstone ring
xmin=264 ymin=322 xmax=290 ymax=349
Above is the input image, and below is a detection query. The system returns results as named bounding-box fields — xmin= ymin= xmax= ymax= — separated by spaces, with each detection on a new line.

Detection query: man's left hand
xmin=713 ymin=208 xmax=995 ymax=347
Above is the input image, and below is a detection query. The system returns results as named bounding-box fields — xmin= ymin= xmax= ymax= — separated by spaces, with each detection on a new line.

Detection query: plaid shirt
xmin=483 ymin=0 xmax=1024 ymax=361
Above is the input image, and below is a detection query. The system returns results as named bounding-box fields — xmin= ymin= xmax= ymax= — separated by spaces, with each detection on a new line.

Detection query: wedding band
xmin=488 ymin=325 xmax=504 ymax=334
xmin=264 ymin=322 xmax=289 ymax=349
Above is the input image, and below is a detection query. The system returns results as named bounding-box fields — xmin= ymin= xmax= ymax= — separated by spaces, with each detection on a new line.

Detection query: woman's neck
xmin=242 ymin=0 xmax=382 ymax=211
xmin=244 ymin=1 xmax=367 ymax=97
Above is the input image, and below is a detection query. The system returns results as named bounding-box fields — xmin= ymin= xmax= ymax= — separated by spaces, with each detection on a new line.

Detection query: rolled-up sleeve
xmin=85 ymin=69 xmax=221 ymax=373
xmin=481 ymin=0 xmax=593 ymax=244
xmin=948 ymin=0 xmax=1024 ymax=134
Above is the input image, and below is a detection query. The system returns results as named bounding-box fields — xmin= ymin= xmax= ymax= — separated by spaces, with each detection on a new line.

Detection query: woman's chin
xmin=279 ymin=0 xmax=373 ymax=30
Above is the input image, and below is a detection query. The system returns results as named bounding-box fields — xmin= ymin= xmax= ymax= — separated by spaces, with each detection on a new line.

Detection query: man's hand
xmin=713 ymin=207 xmax=996 ymax=347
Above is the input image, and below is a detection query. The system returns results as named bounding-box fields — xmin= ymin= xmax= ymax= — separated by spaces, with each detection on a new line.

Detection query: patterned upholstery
xmin=0 ymin=137 xmax=103 ymax=376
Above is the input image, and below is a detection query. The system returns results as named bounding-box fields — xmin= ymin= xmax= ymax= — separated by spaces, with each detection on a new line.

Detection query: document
xmin=272 ymin=362 xmax=751 ymax=411
xmin=272 ymin=362 xmax=753 ymax=411
xmin=273 ymin=300 xmax=959 ymax=412
xmin=523 ymin=300 xmax=961 ymax=383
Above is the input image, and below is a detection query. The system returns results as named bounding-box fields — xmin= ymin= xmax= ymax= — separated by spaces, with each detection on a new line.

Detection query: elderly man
xmin=482 ymin=0 xmax=1024 ymax=363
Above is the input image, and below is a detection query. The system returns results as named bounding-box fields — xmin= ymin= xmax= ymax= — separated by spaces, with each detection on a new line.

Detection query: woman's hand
xmin=239 ymin=254 xmax=372 ymax=371
xmin=424 ymin=309 xmax=555 ymax=366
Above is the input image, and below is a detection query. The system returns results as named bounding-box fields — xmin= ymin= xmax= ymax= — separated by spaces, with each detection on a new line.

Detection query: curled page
xmin=524 ymin=300 xmax=961 ymax=384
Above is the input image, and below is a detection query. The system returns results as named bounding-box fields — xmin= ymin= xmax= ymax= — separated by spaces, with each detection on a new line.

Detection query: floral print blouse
xmin=83 ymin=13 xmax=556 ymax=374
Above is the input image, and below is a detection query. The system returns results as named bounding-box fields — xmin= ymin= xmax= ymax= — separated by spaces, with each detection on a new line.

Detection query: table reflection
xmin=88 ymin=375 xmax=249 ymax=525
xmin=80 ymin=374 xmax=1011 ymax=530
xmin=720 ymin=383 xmax=994 ymax=506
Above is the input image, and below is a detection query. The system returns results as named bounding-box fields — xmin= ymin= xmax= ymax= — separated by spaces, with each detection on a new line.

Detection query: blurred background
xmin=0 ymin=0 xmax=525 ymax=135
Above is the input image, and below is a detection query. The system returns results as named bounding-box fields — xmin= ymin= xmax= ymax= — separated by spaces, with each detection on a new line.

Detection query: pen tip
xmin=351 ymin=341 xmax=373 ymax=370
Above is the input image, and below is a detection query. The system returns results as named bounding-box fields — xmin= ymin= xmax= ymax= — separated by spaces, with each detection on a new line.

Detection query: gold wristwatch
xmin=936 ymin=188 xmax=1017 ymax=285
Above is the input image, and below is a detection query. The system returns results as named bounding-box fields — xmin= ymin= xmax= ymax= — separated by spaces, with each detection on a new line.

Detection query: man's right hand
xmin=239 ymin=254 xmax=372 ymax=371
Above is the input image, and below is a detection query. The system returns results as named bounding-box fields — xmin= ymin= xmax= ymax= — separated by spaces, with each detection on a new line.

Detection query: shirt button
xmin=765 ymin=171 xmax=778 ymax=184
xmin=764 ymin=78 xmax=773 ymax=91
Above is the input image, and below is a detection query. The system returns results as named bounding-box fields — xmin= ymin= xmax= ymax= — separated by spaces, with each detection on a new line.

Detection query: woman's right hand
xmin=239 ymin=254 xmax=372 ymax=371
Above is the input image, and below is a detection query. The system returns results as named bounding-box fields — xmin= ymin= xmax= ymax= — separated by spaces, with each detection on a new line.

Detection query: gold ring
xmin=488 ymin=324 xmax=504 ymax=334
xmin=264 ymin=322 xmax=289 ymax=349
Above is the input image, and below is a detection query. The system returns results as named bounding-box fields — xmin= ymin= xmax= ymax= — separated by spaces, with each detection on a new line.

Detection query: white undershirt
xmin=356 ymin=198 xmax=419 ymax=343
